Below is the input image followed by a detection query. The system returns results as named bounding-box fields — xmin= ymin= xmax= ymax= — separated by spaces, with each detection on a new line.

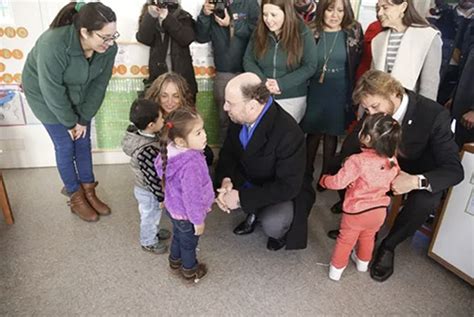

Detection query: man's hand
xmin=202 ymin=1 xmax=215 ymax=16
xmin=461 ymin=110 xmax=474 ymax=130
xmin=216 ymin=177 xmax=233 ymax=213
xmin=214 ymin=8 xmax=231 ymax=27
xmin=194 ymin=223 xmax=205 ymax=236
xmin=222 ymin=189 xmax=240 ymax=210
xmin=391 ymin=171 xmax=419 ymax=195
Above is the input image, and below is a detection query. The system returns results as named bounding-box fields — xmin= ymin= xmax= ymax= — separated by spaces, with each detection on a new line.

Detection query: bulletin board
xmin=429 ymin=144 xmax=474 ymax=286
xmin=0 ymin=0 xmax=366 ymax=168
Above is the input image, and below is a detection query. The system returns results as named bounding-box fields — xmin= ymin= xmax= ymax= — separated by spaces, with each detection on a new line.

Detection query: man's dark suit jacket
xmin=339 ymin=90 xmax=463 ymax=193
xmin=215 ymin=100 xmax=315 ymax=249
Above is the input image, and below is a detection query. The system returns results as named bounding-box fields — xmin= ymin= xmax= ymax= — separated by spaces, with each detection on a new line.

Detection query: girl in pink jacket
xmin=320 ymin=113 xmax=402 ymax=281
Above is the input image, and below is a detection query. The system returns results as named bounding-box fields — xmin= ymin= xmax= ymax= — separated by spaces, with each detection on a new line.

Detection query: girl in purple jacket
xmin=155 ymin=107 xmax=214 ymax=284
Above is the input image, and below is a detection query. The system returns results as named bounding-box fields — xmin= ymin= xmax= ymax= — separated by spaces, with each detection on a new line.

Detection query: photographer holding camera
xmin=196 ymin=0 xmax=260 ymax=143
xmin=137 ymin=0 xmax=197 ymax=100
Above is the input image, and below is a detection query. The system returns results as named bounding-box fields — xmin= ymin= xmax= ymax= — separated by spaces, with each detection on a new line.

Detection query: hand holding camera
xmin=203 ymin=0 xmax=228 ymax=21
xmin=214 ymin=8 xmax=230 ymax=27
xmin=148 ymin=5 xmax=168 ymax=19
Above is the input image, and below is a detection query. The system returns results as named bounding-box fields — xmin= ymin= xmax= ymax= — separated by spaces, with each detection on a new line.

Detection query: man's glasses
xmin=94 ymin=31 xmax=120 ymax=44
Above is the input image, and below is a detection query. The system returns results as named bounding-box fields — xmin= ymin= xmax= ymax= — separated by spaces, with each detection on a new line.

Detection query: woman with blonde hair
xmin=243 ymin=0 xmax=318 ymax=123
xmin=145 ymin=72 xmax=214 ymax=165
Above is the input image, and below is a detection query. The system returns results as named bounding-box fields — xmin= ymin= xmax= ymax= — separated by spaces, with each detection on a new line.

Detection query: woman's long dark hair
xmin=312 ymin=0 xmax=356 ymax=32
xmin=255 ymin=0 xmax=303 ymax=67
xmin=50 ymin=2 xmax=116 ymax=31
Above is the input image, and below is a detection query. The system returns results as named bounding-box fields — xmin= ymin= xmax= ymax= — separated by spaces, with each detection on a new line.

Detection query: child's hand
xmin=194 ymin=223 xmax=205 ymax=236
xmin=318 ymin=175 xmax=328 ymax=189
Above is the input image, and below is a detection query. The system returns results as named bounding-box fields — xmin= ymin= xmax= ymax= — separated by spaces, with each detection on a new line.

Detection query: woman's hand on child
xmin=194 ymin=223 xmax=205 ymax=236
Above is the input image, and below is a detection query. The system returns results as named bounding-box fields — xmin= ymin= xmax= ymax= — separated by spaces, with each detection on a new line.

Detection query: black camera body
xmin=150 ymin=0 xmax=177 ymax=9
xmin=209 ymin=0 xmax=227 ymax=19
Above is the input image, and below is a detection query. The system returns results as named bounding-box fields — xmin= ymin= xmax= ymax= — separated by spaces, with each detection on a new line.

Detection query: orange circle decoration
xmin=3 ymin=73 xmax=13 ymax=84
xmin=130 ymin=65 xmax=140 ymax=75
xmin=116 ymin=64 xmax=127 ymax=75
xmin=140 ymin=66 xmax=149 ymax=76
xmin=0 ymin=63 xmax=5 ymax=72
xmin=14 ymin=73 xmax=22 ymax=83
xmin=12 ymin=49 xmax=23 ymax=60
xmin=5 ymin=27 xmax=15 ymax=38
xmin=206 ymin=66 xmax=216 ymax=76
xmin=16 ymin=27 xmax=28 ymax=38
xmin=0 ymin=28 xmax=4 ymax=37
xmin=2 ymin=49 xmax=12 ymax=59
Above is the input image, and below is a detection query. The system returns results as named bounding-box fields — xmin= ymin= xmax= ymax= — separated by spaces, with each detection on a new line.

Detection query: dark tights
xmin=305 ymin=133 xmax=338 ymax=180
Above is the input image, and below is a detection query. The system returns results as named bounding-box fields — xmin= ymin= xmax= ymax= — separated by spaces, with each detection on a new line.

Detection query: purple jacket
xmin=155 ymin=144 xmax=214 ymax=225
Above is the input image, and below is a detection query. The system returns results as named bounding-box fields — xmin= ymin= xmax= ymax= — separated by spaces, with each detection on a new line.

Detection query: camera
xmin=209 ymin=0 xmax=227 ymax=19
xmin=149 ymin=0 xmax=177 ymax=9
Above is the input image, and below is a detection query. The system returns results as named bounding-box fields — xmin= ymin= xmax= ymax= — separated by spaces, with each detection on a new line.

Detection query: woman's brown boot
xmin=69 ymin=188 xmax=99 ymax=222
xmin=81 ymin=182 xmax=111 ymax=215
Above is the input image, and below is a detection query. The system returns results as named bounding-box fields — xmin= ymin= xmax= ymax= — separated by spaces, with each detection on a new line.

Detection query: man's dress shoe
xmin=327 ymin=229 xmax=339 ymax=240
xmin=233 ymin=213 xmax=257 ymax=235
xmin=266 ymin=237 xmax=286 ymax=251
xmin=370 ymin=248 xmax=395 ymax=282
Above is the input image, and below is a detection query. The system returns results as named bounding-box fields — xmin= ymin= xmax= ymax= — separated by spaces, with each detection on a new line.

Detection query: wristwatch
xmin=418 ymin=175 xmax=429 ymax=190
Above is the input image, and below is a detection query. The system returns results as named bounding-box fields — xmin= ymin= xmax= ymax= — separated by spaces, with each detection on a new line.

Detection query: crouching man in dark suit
xmin=214 ymin=72 xmax=315 ymax=251
xmin=330 ymin=70 xmax=464 ymax=281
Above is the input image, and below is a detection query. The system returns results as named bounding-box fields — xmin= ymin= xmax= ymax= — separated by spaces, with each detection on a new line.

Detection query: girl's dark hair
xmin=129 ymin=99 xmax=162 ymax=130
xmin=359 ymin=113 xmax=402 ymax=163
xmin=313 ymin=0 xmax=356 ymax=31
xmin=50 ymin=2 xmax=116 ymax=31
xmin=144 ymin=72 xmax=194 ymax=113
xmin=159 ymin=107 xmax=201 ymax=188
xmin=255 ymin=0 xmax=303 ymax=67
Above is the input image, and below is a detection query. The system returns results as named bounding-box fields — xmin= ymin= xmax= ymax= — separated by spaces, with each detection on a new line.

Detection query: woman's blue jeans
xmin=43 ymin=123 xmax=94 ymax=194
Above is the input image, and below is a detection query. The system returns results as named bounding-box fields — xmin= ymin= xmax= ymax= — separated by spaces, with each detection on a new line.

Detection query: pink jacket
xmin=320 ymin=148 xmax=400 ymax=214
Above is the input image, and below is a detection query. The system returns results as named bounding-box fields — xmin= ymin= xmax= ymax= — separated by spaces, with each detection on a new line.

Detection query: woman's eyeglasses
xmin=94 ymin=31 xmax=120 ymax=44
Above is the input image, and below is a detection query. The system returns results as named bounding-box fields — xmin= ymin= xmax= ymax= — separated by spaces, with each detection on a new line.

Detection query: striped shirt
xmin=386 ymin=31 xmax=405 ymax=73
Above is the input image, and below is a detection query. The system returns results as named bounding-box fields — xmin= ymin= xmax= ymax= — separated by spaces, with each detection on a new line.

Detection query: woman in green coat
xmin=22 ymin=2 xmax=118 ymax=222
xmin=243 ymin=0 xmax=318 ymax=123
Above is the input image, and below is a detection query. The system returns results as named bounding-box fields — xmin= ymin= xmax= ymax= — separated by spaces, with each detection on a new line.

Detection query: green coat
xmin=243 ymin=21 xmax=317 ymax=100
xmin=22 ymin=25 xmax=117 ymax=129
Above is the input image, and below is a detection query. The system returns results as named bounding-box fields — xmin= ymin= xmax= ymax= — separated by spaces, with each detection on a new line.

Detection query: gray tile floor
xmin=0 ymin=165 xmax=472 ymax=316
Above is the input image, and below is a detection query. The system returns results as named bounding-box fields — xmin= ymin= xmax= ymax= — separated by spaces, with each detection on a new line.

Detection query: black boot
xmin=233 ymin=213 xmax=257 ymax=235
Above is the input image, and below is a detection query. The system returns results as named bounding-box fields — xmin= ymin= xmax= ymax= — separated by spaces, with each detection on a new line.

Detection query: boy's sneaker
xmin=157 ymin=228 xmax=171 ymax=240
xmin=141 ymin=241 xmax=167 ymax=254
xmin=351 ymin=251 xmax=369 ymax=272
xmin=181 ymin=263 xmax=207 ymax=284
xmin=329 ymin=264 xmax=346 ymax=281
